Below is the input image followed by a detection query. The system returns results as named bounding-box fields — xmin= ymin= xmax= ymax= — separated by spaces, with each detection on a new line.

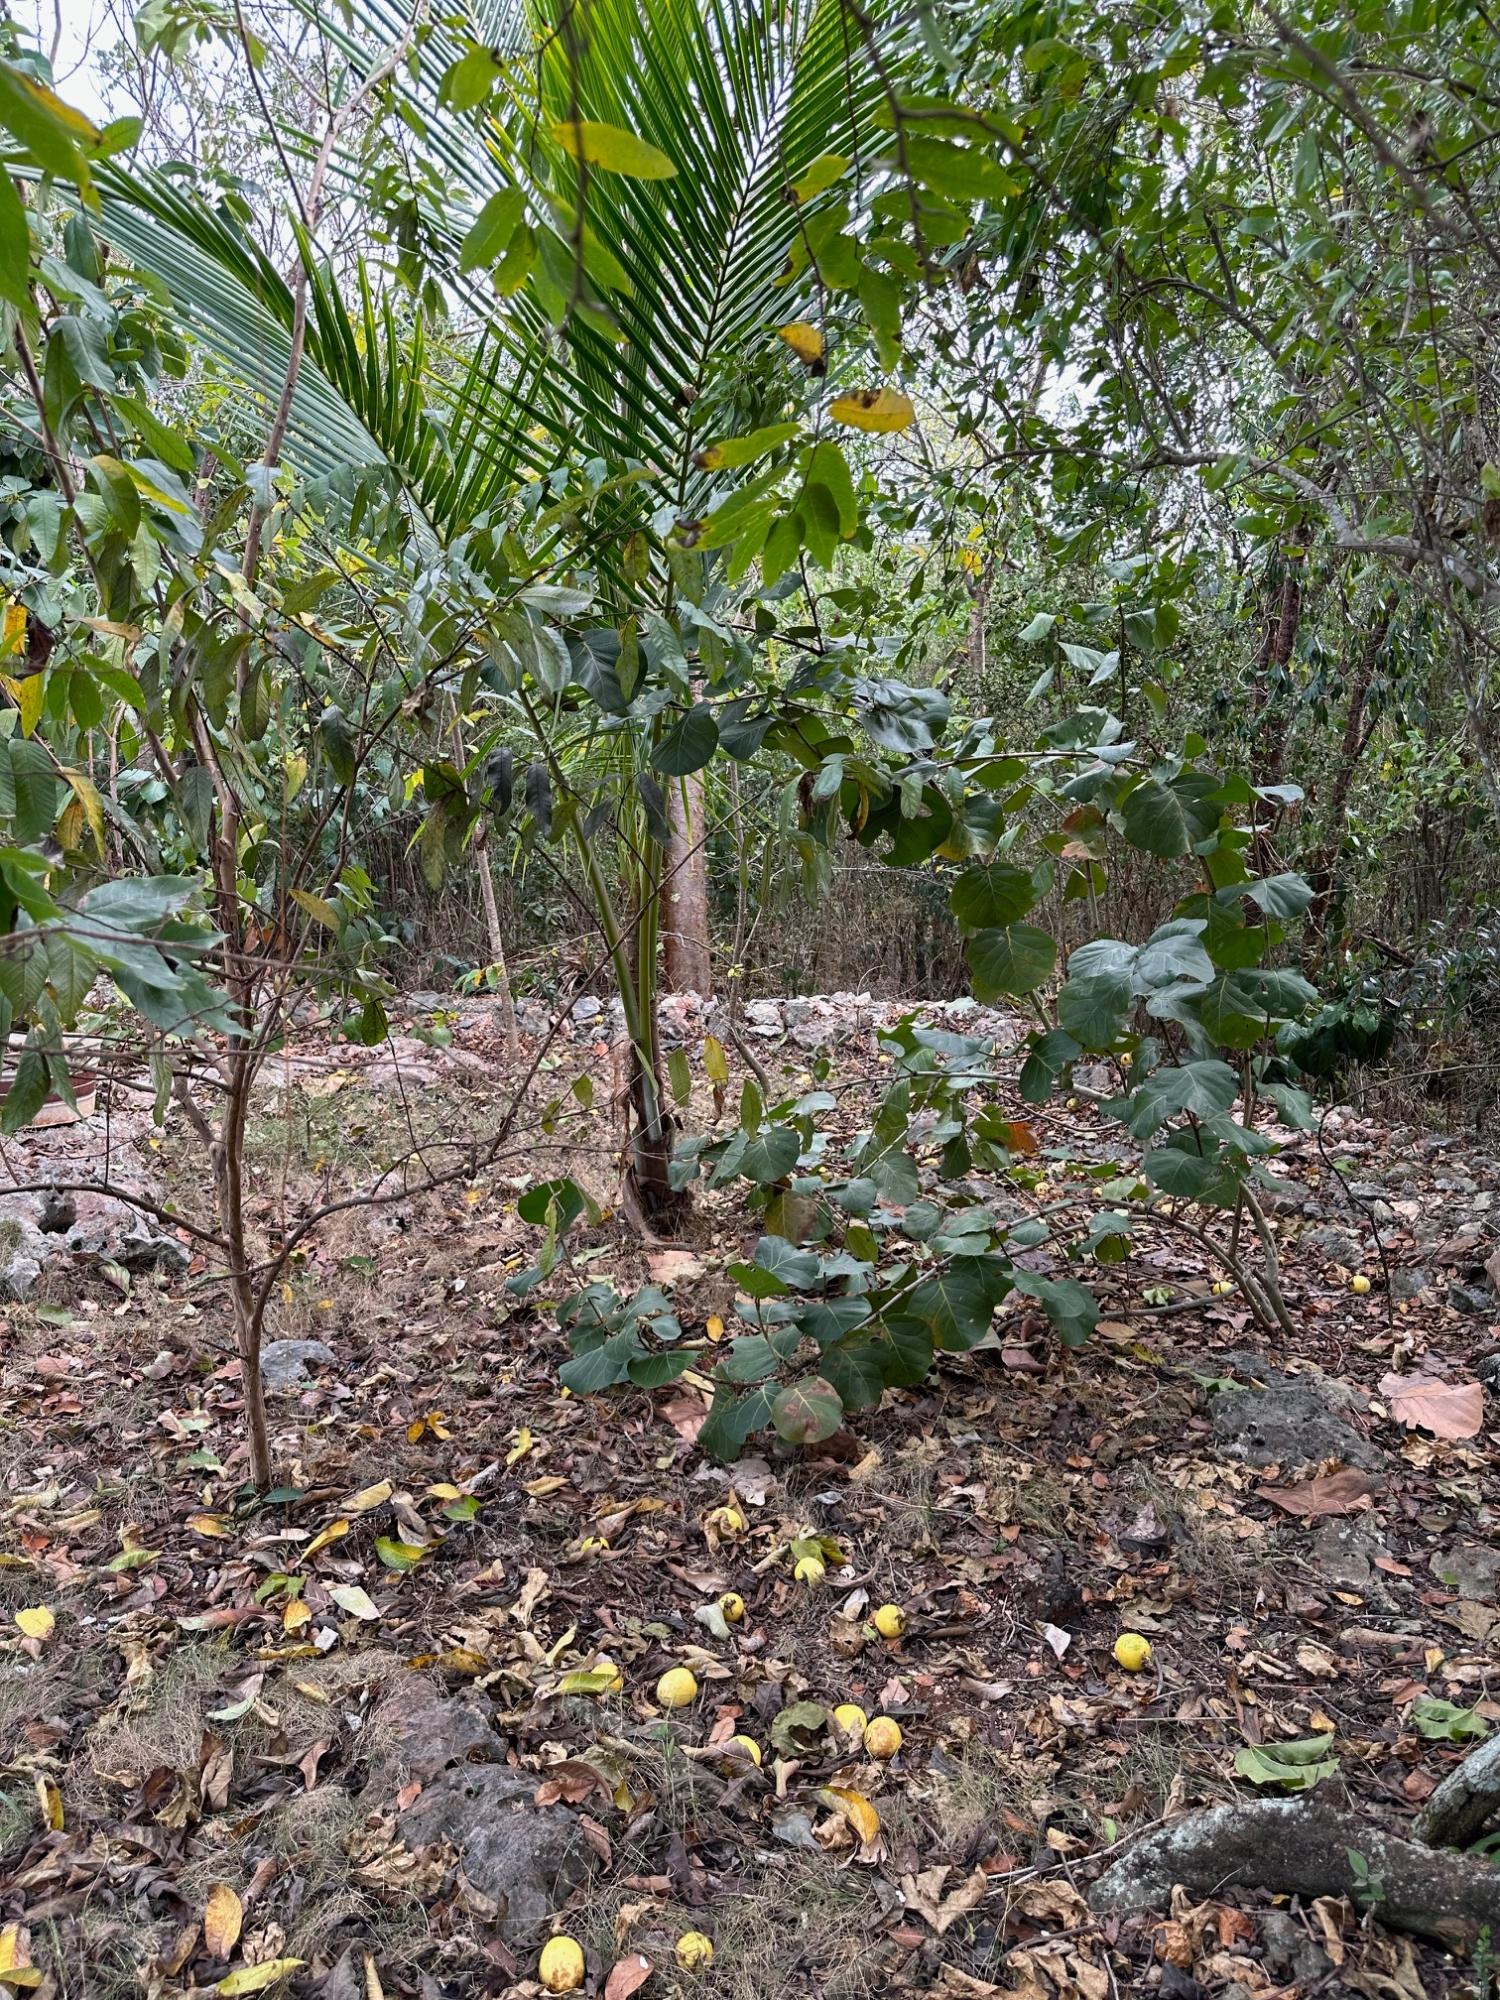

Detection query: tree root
xmin=1414 ymin=1734 xmax=1500 ymax=1850
xmin=1088 ymin=1797 xmax=1500 ymax=1947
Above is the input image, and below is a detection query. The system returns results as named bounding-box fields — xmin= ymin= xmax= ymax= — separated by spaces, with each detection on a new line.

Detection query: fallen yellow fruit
xmin=1210 ymin=1279 xmax=1234 ymax=1297
xmin=832 ymin=1702 xmax=868 ymax=1737
xmin=656 ymin=1666 xmax=699 ymax=1709
xmin=676 ymin=1932 xmax=715 ymax=1971
xmin=725 ymin=1733 xmax=762 ymax=1766
xmin=539 ymin=1936 xmax=585 ymax=1993
xmin=718 ymin=1591 xmax=745 ymax=1623
xmin=593 ymin=1654 xmax=624 ymax=1692
xmin=1350 ymin=1274 xmax=1371 ymax=1295
xmin=794 ymin=1555 xmax=825 ymax=1584
xmin=707 ymin=1503 xmax=746 ymax=1534
xmin=863 ymin=1715 xmax=902 ymax=1759
xmin=872 ymin=1603 xmax=907 ymax=1639
xmin=1113 ymin=1632 xmax=1153 ymax=1673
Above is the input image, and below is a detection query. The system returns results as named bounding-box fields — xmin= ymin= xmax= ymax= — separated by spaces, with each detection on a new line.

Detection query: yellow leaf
xmin=0 ymin=673 xmax=45 ymax=737
xmin=524 ymin=1475 xmax=567 ymax=1497
xmin=0 ymin=1923 xmax=41 ymax=1987
xmin=14 ymin=1607 xmax=53 ymax=1640
xmin=705 ymin=1315 xmax=725 ymax=1342
xmin=329 ymin=1584 xmax=380 ymax=1621
xmin=61 ymin=770 xmax=106 ymax=855
xmin=830 ymin=387 xmax=914 ymax=433
xmin=0 ymin=604 xmax=25 ymax=657
xmin=288 ymin=887 xmax=340 ymax=930
xmin=820 ymin=1785 xmax=880 ymax=1845
xmin=362 ymin=1952 xmax=385 ymax=2000
xmin=425 ymin=1483 xmax=463 ymax=1502
xmin=300 ymin=1518 xmax=350 ymax=1562
xmin=506 ymin=1427 xmax=533 ymax=1466
xmin=346 ymin=1480 xmax=394 ymax=1512
xmin=35 ymin=1775 xmax=62 ymax=1831
xmin=778 ymin=321 xmax=824 ymax=365
xmin=551 ymin=117 xmax=676 ymax=179
xmin=283 ymin=1599 xmax=311 ymax=1633
xmin=203 ymin=1882 xmax=243 ymax=1960
xmin=188 ymin=1514 xmax=231 ymax=1539
xmin=216 ymin=1959 xmax=305 ymax=1995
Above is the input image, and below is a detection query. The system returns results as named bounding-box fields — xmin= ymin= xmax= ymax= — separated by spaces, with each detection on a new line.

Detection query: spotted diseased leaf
xmin=778 ymin=321 xmax=824 ymax=365
xmin=771 ymin=1375 xmax=843 ymax=1445
xmin=830 ymin=387 xmax=914 ymax=433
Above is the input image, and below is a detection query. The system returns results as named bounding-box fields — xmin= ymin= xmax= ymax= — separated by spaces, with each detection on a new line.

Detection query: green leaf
xmin=667 ymin=1046 xmax=692 ymax=1105
xmin=752 ymin=1233 xmax=820 ymax=1288
xmin=740 ymin=1126 xmax=800 ymax=1185
xmin=1010 ymin=1270 xmax=1097 ymax=1349
xmin=1143 ymin=1135 xmax=1243 ymax=1207
xmin=0 ymin=60 xmax=96 ymax=185
xmin=1 ymin=1047 xmax=50 ymax=1132
xmin=968 ymin=923 xmax=1055 ymax=999
xmin=907 ymin=1256 xmax=1012 ymax=1350
xmin=699 ymin=422 xmax=801 ymax=469
xmin=1056 ymin=970 xmax=1132 ymax=1049
xmin=771 ymin=1375 xmax=843 ymax=1445
xmin=1120 ymin=775 xmax=1222 ymax=858
xmin=552 ymin=118 xmax=677 ymax=179
xmin=459 ymin=187 xmax=527 ymax=271
xmin=1120 ymin=1060 xmax=1238 ymax=1139
xmin=652 ymin=704 xmax=718 ymax=776
xmin=1409 ymin=1697 xmax=1489 ymax=1743
xmin=0 ymin=167 xmax=30 ymax=311
xmin=1233 ymin=1735 xmax=1339 ymax=1792
xmin=951 ymin=862 xmax=1035 ymax=931
xmin=791 ymin=152 xmax=849 ymax=201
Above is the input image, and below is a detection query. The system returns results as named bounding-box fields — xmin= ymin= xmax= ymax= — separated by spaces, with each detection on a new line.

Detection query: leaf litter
xmin=0 ymin=1001 xmax=1496 ymax=1999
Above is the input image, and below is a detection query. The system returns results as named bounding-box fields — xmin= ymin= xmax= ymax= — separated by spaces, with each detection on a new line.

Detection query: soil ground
xmin=1 ymin=996 xmax=1497 ymax=2000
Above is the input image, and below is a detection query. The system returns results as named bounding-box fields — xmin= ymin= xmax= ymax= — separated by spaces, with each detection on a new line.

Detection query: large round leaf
xmin=771 ymin=1375 xmax=844 ymax=1445
xmin=967 ymin=923 xmax=1055 ymax=999
xmin=950 ymin=861 xmax=1036 ymax=931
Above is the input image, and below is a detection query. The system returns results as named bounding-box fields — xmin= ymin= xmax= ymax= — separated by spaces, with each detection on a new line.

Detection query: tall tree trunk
xmin=1305 ymin=588 xmax=1398 ymax=958
xmin=663 ymin=770 xmax=713 ymax=996
xmin=473 ymin=823 xmax=521 ymax=1059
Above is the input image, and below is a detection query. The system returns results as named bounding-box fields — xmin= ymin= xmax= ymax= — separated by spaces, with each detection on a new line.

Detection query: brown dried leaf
xmin=1379 ymin=1373 xmax=1484 ymax=1440
xmin=203 ymin=1883 xmax=243 ymax=1960
xmin=603 ymin=1954 xmax=652 ymax=2000
xmin=1258 ymin=1467 xmax=1374 ymax=1519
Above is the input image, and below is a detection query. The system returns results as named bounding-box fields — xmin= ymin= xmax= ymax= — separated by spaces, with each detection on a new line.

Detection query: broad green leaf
xmin=459 ymin=187 xmax=527 ymax=270
xmin=552 ymin=118 xmax=676 ymax=179
xmin=652 ymin=704 xmax=718 ymax=776
xmin=699 ymin=422 xmax=801 ymax=469
xmin=771 ymin=1375 xmax=843 ymax=1445
xmin=950 ymin=862 xmax=1035 ymax=931
xmin=1233 ymin=1735 xmax=1338 ymax=1792
xmin=967 ymin=923 xmax=1055 ymax=999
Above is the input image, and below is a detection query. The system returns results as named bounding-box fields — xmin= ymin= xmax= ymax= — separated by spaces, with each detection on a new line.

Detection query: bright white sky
xmin=19 ymin=0 xmax=119 ymax=121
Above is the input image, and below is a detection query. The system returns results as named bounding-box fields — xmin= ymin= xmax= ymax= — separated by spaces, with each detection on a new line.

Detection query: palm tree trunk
xmin=663 ymin=770 xmax=712 ymax=995
xmin=474 ymin=823 xmax=521 ymax=1059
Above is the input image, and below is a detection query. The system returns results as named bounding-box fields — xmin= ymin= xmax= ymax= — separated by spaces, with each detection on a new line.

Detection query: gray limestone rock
xmin=259 ymin=1338 xmax=337 ymax=1391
